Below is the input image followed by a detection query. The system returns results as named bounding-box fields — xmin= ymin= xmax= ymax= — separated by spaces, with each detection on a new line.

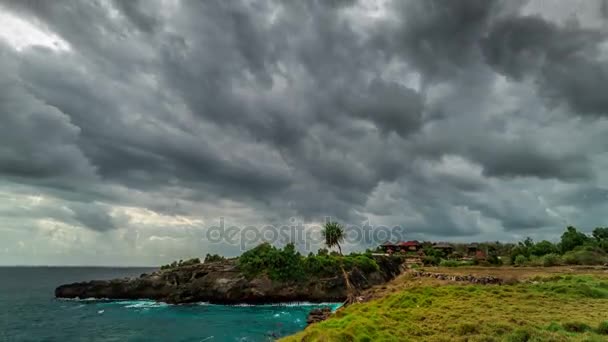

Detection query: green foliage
xmin=562 ymin=321 xmax=592 ymax=333
xmin=238 ymin=242 xmax=304 ymax=281
xmin=597 ymin=321 xmax=608 ymax=335
xmin=505 ymin=226 xmax=606 ymax=266
xmin=160 ymin=257 xmax=200 ymax=270
xmin=592 ymin=227 xmax=608 ymax=241
xmin=504 ymin=328 xmax=532 ymax=342
xmin=560 ymin=226 xmax=591 ymax=253
xmin=541 ymin=253 xmax=561 ymax=267
xmin=530 ymin=240 xmax=558 ymax=257
xmin=422 ymin=255 xmax=440 ymax=266
xmin=238 ymin=243 xmax=380 ymax=281
xmin=562 ymin=246 xmax=608 ymax=265
xmin=514 ymin=254 xmax=528 ymax=266
xmin=203 ymin=254 xmax=225 ymax=263
xmin=439 ymin=259 xmax=474 ymax=267
xmin=317 ymin=248 xmax=329 ymax=256
xmin=321 ymin=221 xmax=345 ymax=255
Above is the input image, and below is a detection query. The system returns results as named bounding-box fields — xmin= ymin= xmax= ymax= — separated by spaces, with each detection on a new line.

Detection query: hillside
xmin=282 ymin=267 xmax=608 ymax=341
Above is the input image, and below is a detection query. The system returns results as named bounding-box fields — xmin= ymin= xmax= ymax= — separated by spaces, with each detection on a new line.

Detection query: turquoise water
xmin=0 ymin=267 xmax=340 ymax=341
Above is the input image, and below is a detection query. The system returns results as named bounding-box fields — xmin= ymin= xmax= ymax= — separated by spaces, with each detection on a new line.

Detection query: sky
xmin=1 ymin=0 xmax=608 ymax=266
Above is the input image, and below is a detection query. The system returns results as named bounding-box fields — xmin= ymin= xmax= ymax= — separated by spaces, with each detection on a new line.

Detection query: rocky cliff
xmin=55 ymin=257 xmax=404 ymax=304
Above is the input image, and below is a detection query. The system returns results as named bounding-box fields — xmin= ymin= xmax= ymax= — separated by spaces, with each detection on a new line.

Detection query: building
xmin=380 ymin=241 xmax=400 ymax=254
xmin=380 ymin=240 xmax=421 ymax=254
xmin=433 ymin=242 xmax=454 ymax=256
xmin=400 ymin=240 xmax=421 ymax=252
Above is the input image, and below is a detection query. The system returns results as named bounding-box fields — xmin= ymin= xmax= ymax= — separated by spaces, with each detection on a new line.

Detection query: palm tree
xmin=321 ymin=221 xmax=345 ymax=255
xmin=322 ymin=221 xmax=356 ymax=304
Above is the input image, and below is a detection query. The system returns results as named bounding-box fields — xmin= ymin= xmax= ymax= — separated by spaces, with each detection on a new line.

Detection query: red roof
xmin=400 ymin=240 xmax=420 ymax=246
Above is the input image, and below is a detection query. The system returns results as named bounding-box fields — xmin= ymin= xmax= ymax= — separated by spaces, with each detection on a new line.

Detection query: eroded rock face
xmin=55 ymin=257 xmax=404 ymax=304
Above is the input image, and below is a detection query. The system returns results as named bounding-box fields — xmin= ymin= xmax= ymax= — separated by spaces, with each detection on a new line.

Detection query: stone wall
xmin=410 ymin=271 xmax=504 ymax=284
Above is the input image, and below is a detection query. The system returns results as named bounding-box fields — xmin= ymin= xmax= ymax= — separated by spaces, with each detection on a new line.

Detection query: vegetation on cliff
xmin=237 ymin=242 xmax=380 ymax=281
xmin=282 ymin=272 xmax=608 ymax=341
xmin=160 ymin=257 xmax=201 ymax=270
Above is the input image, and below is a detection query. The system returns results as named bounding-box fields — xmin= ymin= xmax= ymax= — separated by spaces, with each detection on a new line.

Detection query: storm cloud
xmin=1 ymin=0 xmax=608 ymax=265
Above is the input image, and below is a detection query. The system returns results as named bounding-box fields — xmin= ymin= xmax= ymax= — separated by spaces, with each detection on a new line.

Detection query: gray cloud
xmin=482 ymin=15 xmax=608 ymax=116
xmin=1 ymin=0 xmax=608 ymax=264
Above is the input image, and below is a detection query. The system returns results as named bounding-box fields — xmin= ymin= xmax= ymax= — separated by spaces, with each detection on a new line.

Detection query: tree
xmin=321 ymin=221 xmax=355 ymax=304
xmin=530 ymin=240 xmax=558 ymax=257
xmin=322 ymin=221 xmax=345 ymax=255
xmin=593 ymin=227 xmax=608 ymax=241
xmin=560 ymin=226 xmax=590 ymax=253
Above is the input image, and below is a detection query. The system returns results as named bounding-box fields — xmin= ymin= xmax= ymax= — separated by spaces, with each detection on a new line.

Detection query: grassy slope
xmin=282 ymin=268 xmax=608 ymax=342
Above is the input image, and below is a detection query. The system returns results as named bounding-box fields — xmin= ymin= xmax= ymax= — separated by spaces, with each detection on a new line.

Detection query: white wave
xmin=118 ymin=300 xmax=169 ymax=309
xmin=213 ymin=302 xmax=342 ymax=307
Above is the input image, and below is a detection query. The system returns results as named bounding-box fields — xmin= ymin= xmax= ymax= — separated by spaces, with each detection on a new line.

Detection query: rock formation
xmin=55 ymin=257 xmax=404 ymax=304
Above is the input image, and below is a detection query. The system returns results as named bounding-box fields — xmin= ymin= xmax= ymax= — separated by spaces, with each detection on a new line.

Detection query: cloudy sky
xmin=1 ymin=0 xmax=608 ymax=266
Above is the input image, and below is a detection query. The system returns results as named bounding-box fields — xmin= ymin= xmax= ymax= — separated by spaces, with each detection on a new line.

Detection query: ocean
xmin=0 ymin=267 xmax=340 ymax=341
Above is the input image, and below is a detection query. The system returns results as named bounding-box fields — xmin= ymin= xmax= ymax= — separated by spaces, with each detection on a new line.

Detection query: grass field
xmin=281 ymin=267 xmax=608 ymax=342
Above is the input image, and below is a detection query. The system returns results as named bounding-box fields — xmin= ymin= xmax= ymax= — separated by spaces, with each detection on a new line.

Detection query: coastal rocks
xmin=410 ymin=271 xmax=503 ymax=285
xmin=55 ymin=257 xmax=404 ymax=304
xmin=306 ymin=307 xmax=332 ymax=324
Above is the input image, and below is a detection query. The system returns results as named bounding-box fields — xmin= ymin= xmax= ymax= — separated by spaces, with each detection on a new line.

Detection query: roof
xmin=400 ymin=240 xmax=420 ymax=246
xmin=467 ymin=243 xmax=480 ymax=248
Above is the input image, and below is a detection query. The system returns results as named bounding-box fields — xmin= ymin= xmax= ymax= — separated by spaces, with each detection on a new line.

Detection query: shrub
xmin=514 ymin=255 xmax=527 ymax=266
xmin=204 ymin=254 xmax=225 ymax=263
xmin=527 ymin=255 xmax=543 ymax=267
xmin=439 ymin=259 xmax=473 ymax=267
xmin=422 ymin=256 xmax=440 ymax=266
xmin=546 ymin=322 xmax=563 ymax=332
xmin=160 ymin=258 xmax=200 ymax=269
xmin=562 ymin=321 xmax=591 ymax=333
xmin=596 ymin=321 xmax=608 ymax=335
xmin=562 ymin=247 xmax=608 ymax=265
xmin=440 ymin=259 xmax=460 ymax=267
xmin=541 ymin=253 xmax=561 ymax=267
xmin=238 ymin=242 xmax=305 ymax=281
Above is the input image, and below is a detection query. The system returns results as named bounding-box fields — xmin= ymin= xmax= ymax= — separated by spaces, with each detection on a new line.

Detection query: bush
xmin=546 ymin=322 xmax=563 ymax=332
xmin=160 ymin=258 xmax=200 ymax=269
xmin=440 ymin=259 xmax=474 ymax=267
xmin=562 ymin=321 xmax=591 ymax=333
xmin=562 ymin=247 xmax=608 ymax=265
xmin=238 ymin=243 xmax=304 ymax=281
xmin=541 ymin=253 xmax=561 ymax=267
xmin=597 ymin=321 xmax=608 ymax=335
xmin=526 ymin=255 xmax=543 ymax=267
xmin=204 ymin=254 xmax=225 ymax=263
xmin=514 ymin=255 xmax=528 ymax=266
xmin=422 ymin=256 xmax=440 ymax=266
xmin=238 ymin=243 xmax=380 ymax=281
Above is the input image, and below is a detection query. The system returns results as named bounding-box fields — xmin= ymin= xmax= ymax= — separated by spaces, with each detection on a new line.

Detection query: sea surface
xmin=0 ymin=267 xmax=340 ymax=342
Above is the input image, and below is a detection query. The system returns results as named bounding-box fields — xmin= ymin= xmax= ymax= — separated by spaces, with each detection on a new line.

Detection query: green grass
xmin=281 ymin=275 xmax=608 ymax=341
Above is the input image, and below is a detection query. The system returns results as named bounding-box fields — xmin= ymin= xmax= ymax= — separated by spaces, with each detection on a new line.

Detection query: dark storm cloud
xmin=1 ymin=0 xmax=608 ymax=252
xmin=482 ymin=15 xmax=608 ymax=116
xmin=378 ymin=0 xmax=519 ymax=82
xmin=68 ymin=202 xmax=119 ymax=231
